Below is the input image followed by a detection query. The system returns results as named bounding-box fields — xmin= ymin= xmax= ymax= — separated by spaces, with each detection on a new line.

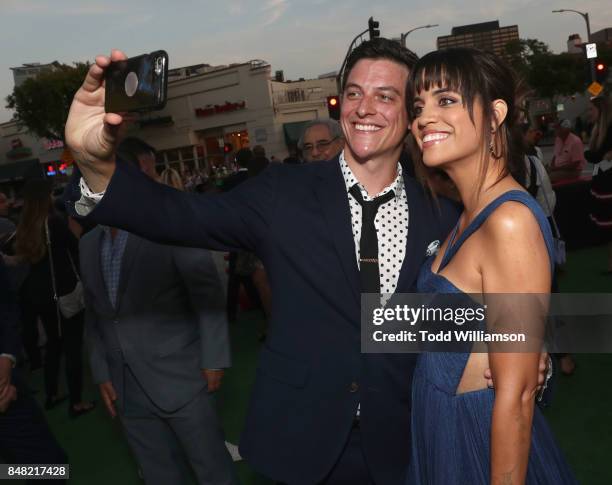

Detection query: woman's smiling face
xmin=411 ymin=86 xmax=484 ymax=170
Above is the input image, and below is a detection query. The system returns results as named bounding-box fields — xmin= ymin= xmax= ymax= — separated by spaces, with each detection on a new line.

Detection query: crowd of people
xmin=1 ymin=37 xmax=611 ymax=485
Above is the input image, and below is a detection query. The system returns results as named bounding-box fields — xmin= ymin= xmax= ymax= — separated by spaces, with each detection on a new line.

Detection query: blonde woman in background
xmin=160 ymin=167 xmax=184 ymax=191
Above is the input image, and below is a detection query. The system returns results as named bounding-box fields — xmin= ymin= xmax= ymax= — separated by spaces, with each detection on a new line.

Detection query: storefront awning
xmin=283 ymin=121 xmax=309 ymax=147
xmin=0 ymin=159 xmax=44 ymax=183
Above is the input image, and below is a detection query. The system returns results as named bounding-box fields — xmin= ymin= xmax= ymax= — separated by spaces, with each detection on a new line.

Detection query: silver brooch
xmin=425 ymin=240 xmax=440 ymax=257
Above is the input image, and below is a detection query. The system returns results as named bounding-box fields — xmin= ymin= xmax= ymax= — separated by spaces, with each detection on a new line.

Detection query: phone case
xmin=104 ymin=50 xmax=168 ymax=113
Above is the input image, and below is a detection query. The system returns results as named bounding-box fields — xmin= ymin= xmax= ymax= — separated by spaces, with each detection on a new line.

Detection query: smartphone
xmin=104 ymin=50 xmax=168 ymax=113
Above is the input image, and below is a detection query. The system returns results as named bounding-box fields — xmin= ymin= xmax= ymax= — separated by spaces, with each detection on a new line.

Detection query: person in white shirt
xmin=523 ymin=125 xmax=556 ymax=217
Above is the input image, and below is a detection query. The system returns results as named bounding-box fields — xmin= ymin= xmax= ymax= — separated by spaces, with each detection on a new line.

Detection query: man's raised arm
xmin=65 ymin=50 xmax=129 ymax=192
xmin=64 ymin=50 xmax=279 ymax=255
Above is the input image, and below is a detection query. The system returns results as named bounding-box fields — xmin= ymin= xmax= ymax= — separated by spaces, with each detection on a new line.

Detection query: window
xmin=165 ymin=149 xmax=179 ymax=162
xmin=180 ymin=146 xmax=194 ymax=162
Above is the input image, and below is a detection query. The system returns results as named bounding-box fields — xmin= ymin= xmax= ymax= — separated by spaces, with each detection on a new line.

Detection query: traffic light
xmin=368 ymin=17 xmax=380 ymax=40
xmin=223 ymin=143 xmax=233 ymax=154
xmin=595 ymin=60 xmax=608 ymax=84
xmin=327 ymin=95 xmax=340 ymax=120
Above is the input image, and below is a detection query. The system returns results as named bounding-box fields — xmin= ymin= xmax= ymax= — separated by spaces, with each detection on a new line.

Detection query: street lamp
xmin=552 ymin=9 xmax=595 ymax=82
xmin=400 ymin=24 xmax=439 ymax=48
xmin=336 ymin=17 xmax=382 ymax=92
xmin=552 ymin=9 xmax=591 ymax=40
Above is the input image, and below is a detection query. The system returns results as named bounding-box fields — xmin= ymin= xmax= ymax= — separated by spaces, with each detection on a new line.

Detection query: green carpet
xmin=541 ymin=244 xmax=612 ymax=484
xmin=15 ymin=245 xmax=612 ymax=484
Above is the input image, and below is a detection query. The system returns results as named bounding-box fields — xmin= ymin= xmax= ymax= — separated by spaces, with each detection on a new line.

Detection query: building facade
xmin=0 ymin=120 xmax=68 ymax=196
xmin=123 ymin=60 xmax=337 ymax=174
xmin=437 ymin=21 xmax=519 ymax=60
xmin=1 ymin=59 xmax=339 ymax=187
xmin=567 ymin=34 xmax=584 ymax=54
xmin=10 ymin=62 xmax=60 ymax=88
xmin=592 ymin=28 xmax=612 ymax=47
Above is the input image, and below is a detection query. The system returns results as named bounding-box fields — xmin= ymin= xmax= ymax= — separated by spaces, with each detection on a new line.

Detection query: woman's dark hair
xmin=15 ymin=178 xmax=53 ymax=263
xmin=589 ymin=95 xmax=612 ymax=152
xmin=407 ymin=47 xmax=527 ymax=191
xmin=235 ymin=148 xmax=253 ymax=168
xmin=342 ymin=38 xmax=419 ymax=91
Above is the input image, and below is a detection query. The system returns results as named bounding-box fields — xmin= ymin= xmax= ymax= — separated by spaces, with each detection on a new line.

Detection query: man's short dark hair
xmin=342 ymin=38 xmax=419 ymax=91
xmin=235 ymin=148 xmax=253 ymax=168
xmin=117 ymin=137 xmax=157 ymax=168
xmin=253 ymin=145 xmax=266 ymax=158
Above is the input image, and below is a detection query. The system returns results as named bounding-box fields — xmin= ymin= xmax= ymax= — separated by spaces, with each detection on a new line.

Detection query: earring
xmin=489 ymin=132 xmax=503 ymax=159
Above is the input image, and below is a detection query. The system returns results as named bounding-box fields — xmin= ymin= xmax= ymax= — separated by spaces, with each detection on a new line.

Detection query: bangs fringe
xmin=408 ymin=49 xmax=483 ymax=124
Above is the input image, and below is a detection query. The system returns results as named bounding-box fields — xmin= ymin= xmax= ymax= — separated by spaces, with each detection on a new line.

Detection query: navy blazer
xmin=67 ymin=156 xmax=460 ymax=485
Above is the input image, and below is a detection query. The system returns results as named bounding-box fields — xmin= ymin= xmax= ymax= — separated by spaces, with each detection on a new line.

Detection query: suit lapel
xmin=115 ymin=233 xmax=143 ymax=311
xmin=396 ymin=173 xmax=428 ymax=292
xmin=314 ymin=159 xmax=361 ymax=307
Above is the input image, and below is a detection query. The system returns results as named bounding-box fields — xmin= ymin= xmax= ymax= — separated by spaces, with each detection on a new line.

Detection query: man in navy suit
xmin=63 ymin=39 xmax=546 ymax=484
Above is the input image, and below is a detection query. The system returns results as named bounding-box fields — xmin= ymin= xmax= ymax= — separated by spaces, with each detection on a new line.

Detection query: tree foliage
xmin=597 ymin=45 xmax=612 ymax=66
xmin=504 ymin=38 xmax=586 ymax=99
xmin=5 ymin=62 xmax=89 ymax=141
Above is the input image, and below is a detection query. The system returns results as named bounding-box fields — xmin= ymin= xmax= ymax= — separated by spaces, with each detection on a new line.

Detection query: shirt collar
xmin=339 ymin=150 xmax=404 ymax=203
xmin=101 ymin=226 xmax=128 ymax=240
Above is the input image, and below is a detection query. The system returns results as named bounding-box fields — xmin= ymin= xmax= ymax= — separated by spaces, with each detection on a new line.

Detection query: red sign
xmin=43 ymin=138 xmax=64 ymax=151
xmin=195 ymin=101 xmax=246 ymax=118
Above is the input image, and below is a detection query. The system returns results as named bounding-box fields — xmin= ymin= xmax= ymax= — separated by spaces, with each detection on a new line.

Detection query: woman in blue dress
xmin=406 ymin=48 xmax=578 ymax=484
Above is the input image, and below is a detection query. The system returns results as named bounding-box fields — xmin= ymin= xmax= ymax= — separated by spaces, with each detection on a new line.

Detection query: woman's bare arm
xmin=480 ymin=201 xmax=551 ymax=485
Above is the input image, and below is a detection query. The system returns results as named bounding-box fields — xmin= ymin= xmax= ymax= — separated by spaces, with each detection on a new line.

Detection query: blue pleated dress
xmin=407 ymin=190 xmax=579 ymax=485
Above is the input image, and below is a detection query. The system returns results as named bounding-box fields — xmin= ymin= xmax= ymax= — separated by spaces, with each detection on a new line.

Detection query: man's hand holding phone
xmin=65 ymin=50 xmax=128 ymax=193
xmin=66 ymin=49 xmax=167 ymax=193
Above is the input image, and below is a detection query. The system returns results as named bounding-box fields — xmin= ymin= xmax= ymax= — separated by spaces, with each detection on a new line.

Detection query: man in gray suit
xmin=80 ymin=138 xmax=237 ymax=485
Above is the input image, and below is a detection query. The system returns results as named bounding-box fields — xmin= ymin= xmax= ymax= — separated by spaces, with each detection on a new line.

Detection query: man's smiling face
xmin=340 ymin=58 xmax=409 ymax=165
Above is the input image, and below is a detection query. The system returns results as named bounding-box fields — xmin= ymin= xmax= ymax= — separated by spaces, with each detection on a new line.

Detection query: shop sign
xmin=195 ymin=101 xmax=246 ymax=118
xmin=42 ymin=138 xmax=64 ymax=150
xmin=6 ymin=138 xmax=32 ymax=160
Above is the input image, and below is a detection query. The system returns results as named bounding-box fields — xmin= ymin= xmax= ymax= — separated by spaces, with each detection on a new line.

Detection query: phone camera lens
xmin=155 ymin=57 xmax=163 ymax=75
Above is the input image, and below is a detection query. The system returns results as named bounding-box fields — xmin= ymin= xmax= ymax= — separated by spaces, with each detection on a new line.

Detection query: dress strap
xmin=438 ymin=190 xmax=555 ymax=273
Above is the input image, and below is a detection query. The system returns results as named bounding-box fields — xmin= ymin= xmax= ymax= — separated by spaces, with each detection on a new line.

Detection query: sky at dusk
xmin=1 ymin=0 xmax=611 ymax=124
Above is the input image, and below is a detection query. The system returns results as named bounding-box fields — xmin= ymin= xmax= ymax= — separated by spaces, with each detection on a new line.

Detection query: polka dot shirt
xmin=339 ymin=151 xmax=409 ymax=295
